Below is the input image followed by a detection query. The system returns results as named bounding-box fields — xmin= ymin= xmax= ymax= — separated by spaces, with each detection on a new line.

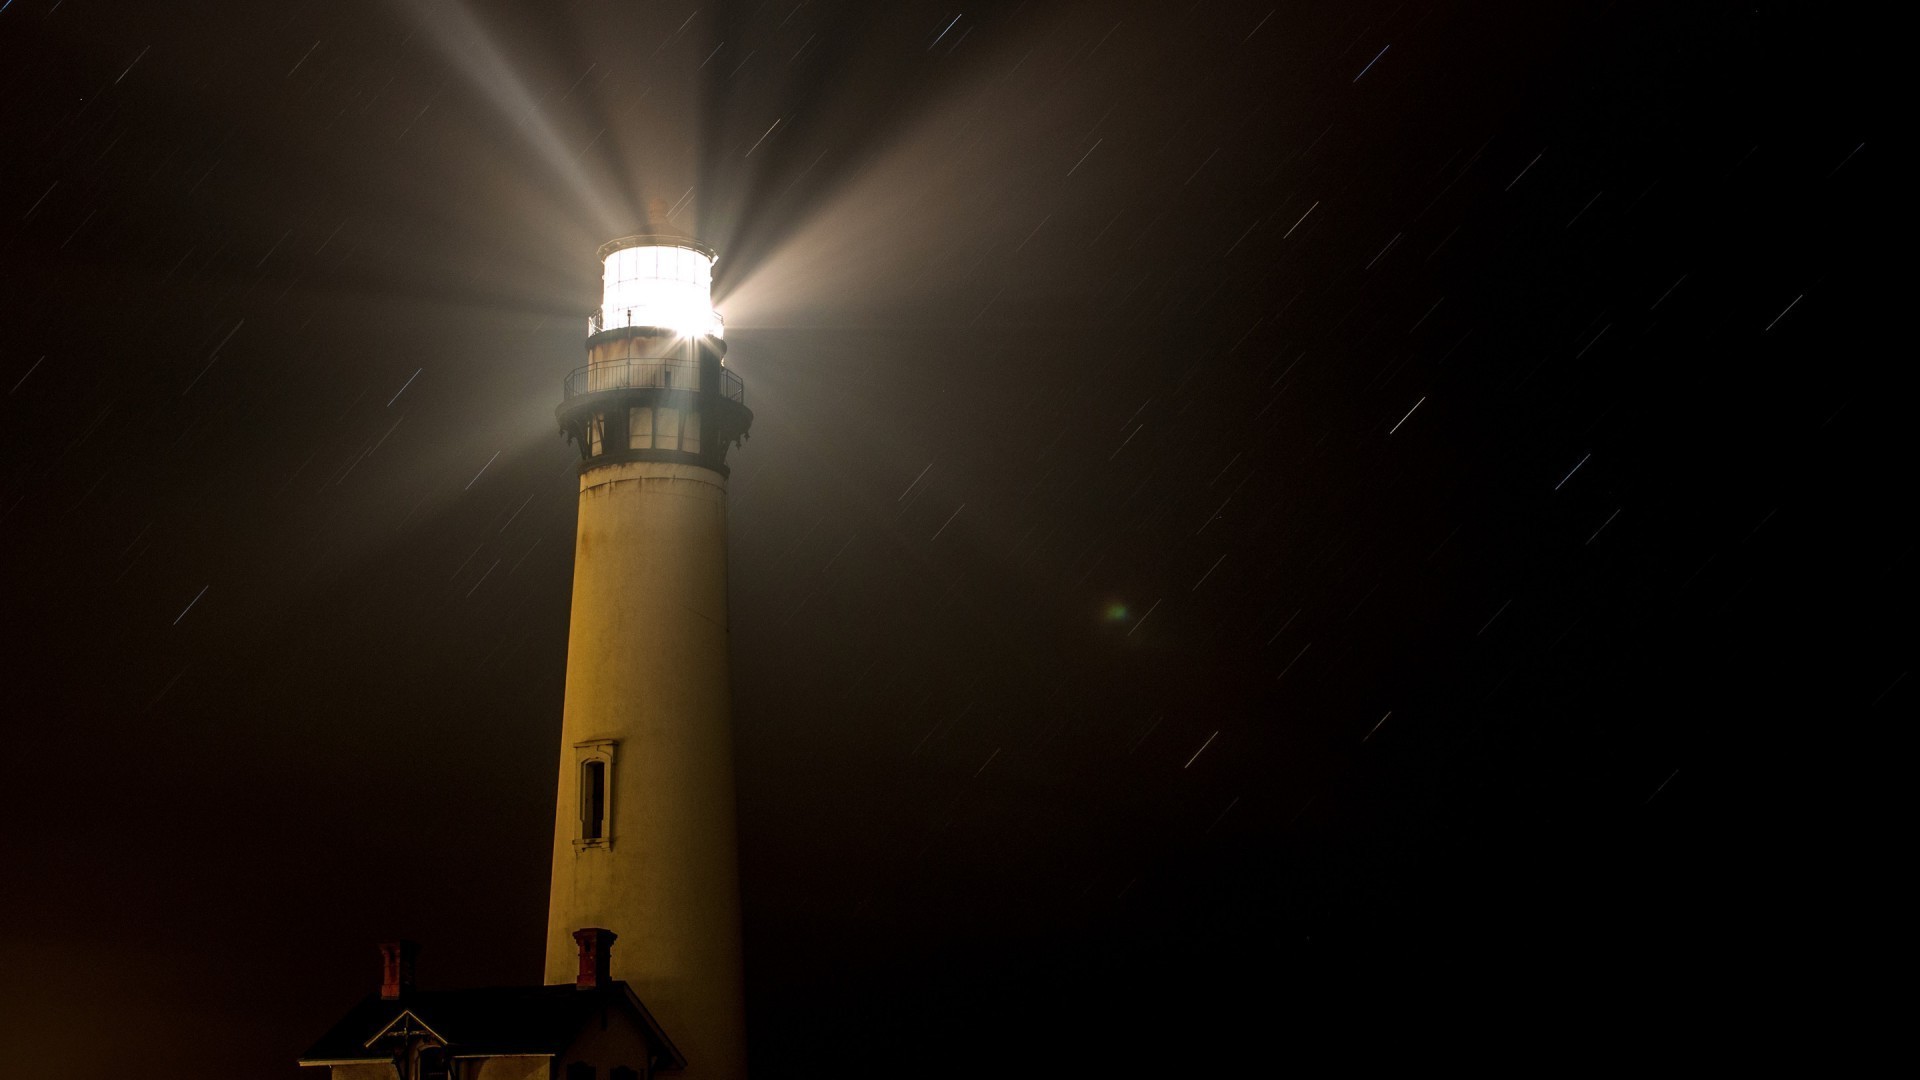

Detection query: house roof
xmin=299 ymin=982 xmax=684 ymax=1070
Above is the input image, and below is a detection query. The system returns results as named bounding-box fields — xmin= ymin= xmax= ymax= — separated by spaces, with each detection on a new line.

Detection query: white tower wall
xmin=544 ymin=460 xmax=746 ymax=1079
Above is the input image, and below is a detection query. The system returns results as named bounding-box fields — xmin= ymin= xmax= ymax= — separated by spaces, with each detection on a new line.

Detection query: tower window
xmin=586 ymin=413 xmax=605 ymax=456
xmin=573 ymin=740 xmax=616 ymax=848
xmin=581 ymin=760 xmax=606 ymax=840
xmin=628 ymin=405 xmax=652 ymax=450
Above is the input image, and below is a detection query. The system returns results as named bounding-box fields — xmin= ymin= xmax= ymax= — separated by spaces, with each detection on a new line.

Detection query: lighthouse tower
xmin=545 ymin=223 xmax=753 ymax=1077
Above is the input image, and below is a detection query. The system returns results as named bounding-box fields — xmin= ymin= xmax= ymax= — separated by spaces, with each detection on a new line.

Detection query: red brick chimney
xmin=572 ymin=928 xmax=617 ymax=989
xmin=379 ymin=940 xmax=419 ymax=1000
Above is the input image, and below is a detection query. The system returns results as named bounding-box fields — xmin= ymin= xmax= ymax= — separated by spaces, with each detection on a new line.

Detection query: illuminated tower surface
xmin=546 ymin=224 xmax=753 ymax=1078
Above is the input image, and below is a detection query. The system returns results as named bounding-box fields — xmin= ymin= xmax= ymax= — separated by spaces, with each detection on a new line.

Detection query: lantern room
xmin=592 ymin=236 xmax=724 ymax=339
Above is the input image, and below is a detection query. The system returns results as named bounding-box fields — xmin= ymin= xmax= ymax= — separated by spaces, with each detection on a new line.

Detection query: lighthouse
xmin=544 ymin=222 xmax=754 ymax=1077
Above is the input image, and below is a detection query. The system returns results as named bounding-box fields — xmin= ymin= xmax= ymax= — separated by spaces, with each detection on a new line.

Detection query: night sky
xmin=0 ymin=1 xmax=1891 ymax=1075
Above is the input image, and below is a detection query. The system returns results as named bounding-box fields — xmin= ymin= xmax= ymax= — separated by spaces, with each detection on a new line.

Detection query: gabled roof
xmin=365 ymin=1009 xmax=449 ymax=1047
xmin=299 ymin=982 xmax=684 ymax=1070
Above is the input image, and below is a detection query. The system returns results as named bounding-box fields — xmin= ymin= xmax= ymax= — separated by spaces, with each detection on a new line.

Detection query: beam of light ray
xmin=715 ymin=29 xmax=1116 ymax=327
xmin=393 ymin=0 xmax=622 ymax=231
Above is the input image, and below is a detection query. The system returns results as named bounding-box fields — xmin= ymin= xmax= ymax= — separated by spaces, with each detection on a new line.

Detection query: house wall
xmin=471 ymin=1055 xmax=550 ymax=1080
xmin=558 ymin=997 xmax=660 ymax=1079
xmin=327 ymin=1065 xmax=399 ymax=1080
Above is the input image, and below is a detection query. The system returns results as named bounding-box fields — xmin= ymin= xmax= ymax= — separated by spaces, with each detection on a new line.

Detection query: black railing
xmin=563 ymin=359 xmax=744 ymax=404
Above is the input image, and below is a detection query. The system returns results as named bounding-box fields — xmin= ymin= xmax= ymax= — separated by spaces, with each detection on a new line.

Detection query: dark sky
xmin=0 ymin=0 xmax=1890 ymax=1074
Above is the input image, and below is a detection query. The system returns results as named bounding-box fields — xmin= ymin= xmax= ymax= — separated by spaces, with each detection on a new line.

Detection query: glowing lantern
xmin=592 ymin=239 xmax=724 ymax=339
